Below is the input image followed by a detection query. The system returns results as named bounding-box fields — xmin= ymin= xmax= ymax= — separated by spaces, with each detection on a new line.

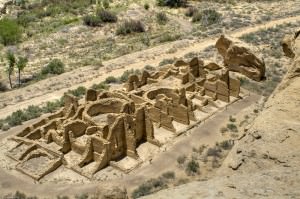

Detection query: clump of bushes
xmin=91 ymin=82 xmax=110 ymax=91
xmin=105 ymin=76 xmax=119 ymax=84
xmin=83 ymin=15 xmax=102 ymax=27
xmin=0 ymin=18 xmax=22 ymax=46
xmin=132 ymin=172 xmax=176 ymax=199
xmin=156 ymin=12 xmax=168 ymax=25
xmin=66 ymin=86 xmax=86 ymax=97
xmin=192 ymin=9 xmax=221 ymax=26
xmin=157 ymin=0 xmax=187 ymax=8
xmin=119 ymin=69 xmax=141 ymax=82
xmin=116 ymin=20 xmax=145 ymax=35
xmin=41 ymin=59 xmax=65 ymax=75
xmin=83 ymin=9 xmax=117 ymax=27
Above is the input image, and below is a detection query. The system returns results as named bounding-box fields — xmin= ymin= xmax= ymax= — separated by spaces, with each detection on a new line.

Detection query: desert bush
xmin=91 ymin=82 xmax=110 ymax=91
xmin=144 ymin=65 xmax=155 ymax=71
xmin=185 ymin=159 xmax=199 ymax=175
xmin=6 ymin=110 xmax=24 ymax=126
xmin=67 ymin=86 xmax=86 ymax=97
xmin=162 ymin=171 xmax=175 ymax=179
xmin=185 ymin=6 xmax=198 ymax=17
xmin=24 ymin=105 xmax=43 ymax=120
xmin=116 ymin=20 xmax=145 ymax=35
xmin=105 ymin=76 xmax=119 ymax=84
xmin=157 ymin=0 xmax=187 ymax=8
xmin=43 ymin=100 xmax=64 ymax=113
xmin=144 ymin=3 xmax=150 ymax=10
xmin=177 ymin=155 xmax=187 ymax=165
xmin=156 ymin=12 xmax=168 ymax=25
xmin=159 ymin=58 xmax=174 ymax=66
xmin=83 ymin=15 xmax=102 ymax=27
xmin=42 ymin=59 xmax=65 ymax=75
xmin=227 ymin=123 xmax=238 ymax=132
xmin=0 ymin=18 xmax=22 ymax=46
xmin=96 ymin=9 xmax=117 ymax=23
xmin=206 ymin=146 xmax=222 ymax=157
xmin=158 ymin=32 xmax=181 ymax=43
xmin=192 ymin=9 xmax=221 ymax=26
xmin=132 ymin=178 xmax=167 ymax=199
xmin=219 ymin=140 xmax=234 ymax=150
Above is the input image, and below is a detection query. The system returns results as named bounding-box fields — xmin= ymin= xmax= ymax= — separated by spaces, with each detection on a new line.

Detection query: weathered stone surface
xmin=216 ymin=34 xmax=266 ymax=81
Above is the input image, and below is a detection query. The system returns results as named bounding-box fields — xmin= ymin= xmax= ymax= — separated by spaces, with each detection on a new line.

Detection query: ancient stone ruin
xmin=5 ymin=35 xmax=264 ymax=180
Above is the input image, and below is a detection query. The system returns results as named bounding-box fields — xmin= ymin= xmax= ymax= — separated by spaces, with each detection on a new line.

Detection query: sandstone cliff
xmin=142 ymin=32 xmax=300 ymax=199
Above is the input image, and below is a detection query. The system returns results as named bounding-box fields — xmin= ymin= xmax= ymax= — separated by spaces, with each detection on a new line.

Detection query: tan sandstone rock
xmin=216 ymin=34 xmax=266 ymax=81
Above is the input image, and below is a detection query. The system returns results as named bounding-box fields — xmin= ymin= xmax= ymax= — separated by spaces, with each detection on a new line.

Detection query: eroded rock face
xmin=216 ymin=35 xmax=266 ymax=81
xmin=281 ymin=30 xmax=300 ymax=59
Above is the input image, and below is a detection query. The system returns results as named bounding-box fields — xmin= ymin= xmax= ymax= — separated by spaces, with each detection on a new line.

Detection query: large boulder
xmin=215 ymin=35 xmax=265 ymax=81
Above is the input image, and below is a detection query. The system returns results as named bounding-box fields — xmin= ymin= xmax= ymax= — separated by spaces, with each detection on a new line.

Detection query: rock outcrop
xmin=216 ymin=35 xmax=266 ymax=81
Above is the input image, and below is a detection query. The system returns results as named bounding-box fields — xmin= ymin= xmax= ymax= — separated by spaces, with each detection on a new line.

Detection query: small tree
xmin=16 ymin=56 xmax=28 ymax=87
xmin=6 ymin=51 xmax=16 ymax=89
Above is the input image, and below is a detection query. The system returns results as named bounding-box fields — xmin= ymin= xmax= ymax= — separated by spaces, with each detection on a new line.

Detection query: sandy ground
xmin=0 ymin=15 xmax=299 ymax=120
xmin=0 ymin=92 xmax=261 ymax=197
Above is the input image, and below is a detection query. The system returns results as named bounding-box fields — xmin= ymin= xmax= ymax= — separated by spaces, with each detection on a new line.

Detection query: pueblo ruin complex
xmin=5 ymin=35 xmax=265 ymax=180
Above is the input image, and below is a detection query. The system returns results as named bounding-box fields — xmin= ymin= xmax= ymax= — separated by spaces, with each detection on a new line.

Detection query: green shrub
xmin=185 ymin=159 xmax=199 ymax=175
xmin=227 ymin=123 xmax=238 ymax=132
xmin=105 ymin=76 xmax=118 ymax=84
xmin=102 ymin=0 xmax=110 ymax=9
xmin=0 ymin=18 xmax=22 ymax=46
xmin=192 ymin=9 xmax=221 ymax=26
xmin=43 ymin=100 xmax=64 ymax=113
xmin=67 ymin=86 xmax=86 ymax=97
xmin=91 ymin=82 xmax=110 ymax=91
xmin=97 ymin=9 xmax=117 ymax=23
xmin=24 ymin=105 xmax=43 ymax=120
xmin=42 ymin=59 xmax=65 ymax=75
xmin=159 ymin=58 xmax=174 ymax=66
xmin=219 ymin=140 xmax=234 ymax=150
xmin=157 ymin=0 xmax=187 ymax=8
xmin=132 ymin=178 xmax=167 ymax=199
xmin=6 ymin=110 xmax=24 ymax=126
xmin=144 ymin=65 xmax=155 ymax=71
xmin=206 ymin=147 xmax=221 ymax=157
xmin=156 ymin=12 xmax=168 ymax=25
xmin=144 ymin=3 xmax=150 ymax=10
xmin=83 ymin=15 xmax=102 ymax=27
xmin=116 ymin=20 xmax=145 ymax=35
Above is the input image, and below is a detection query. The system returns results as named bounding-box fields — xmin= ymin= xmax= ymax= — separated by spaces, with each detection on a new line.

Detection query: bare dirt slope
xmin=142 ymin=32 xmax=300 ymax=199
xmin=0 ymin=15 xmax=299 ymax=119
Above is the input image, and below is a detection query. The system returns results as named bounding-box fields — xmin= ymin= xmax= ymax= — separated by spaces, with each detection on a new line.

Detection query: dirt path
xmin=0 ymin=93 xmax=261 ymax=197
xmin=0 ymin=15 xmax=299 ymax=119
